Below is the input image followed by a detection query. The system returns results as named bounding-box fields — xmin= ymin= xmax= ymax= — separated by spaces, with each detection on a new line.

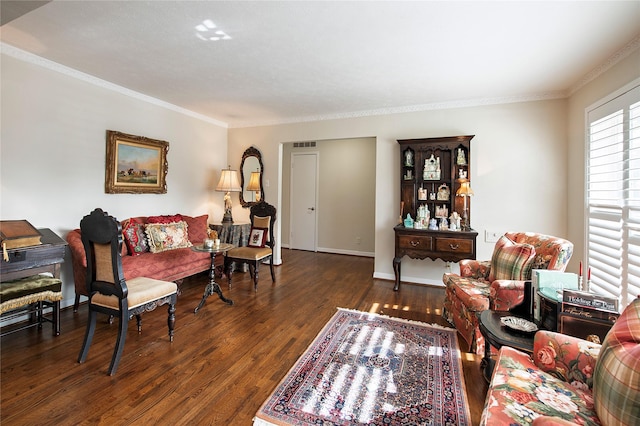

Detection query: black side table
xmin=478 ymin=310 xmax=535 ymax=382
xmin=191 ymin=243 xmax=235 ymax=313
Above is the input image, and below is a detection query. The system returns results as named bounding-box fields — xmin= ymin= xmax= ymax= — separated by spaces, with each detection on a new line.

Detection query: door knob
xmin=308 ymin=207 xmax=315 ymax=211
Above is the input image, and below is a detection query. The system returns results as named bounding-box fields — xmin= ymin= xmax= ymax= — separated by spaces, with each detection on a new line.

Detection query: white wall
xmin=1 ymin=53 xmax=228 ymax=307
xmin=229 ymin=99 xmax=569 ymax=286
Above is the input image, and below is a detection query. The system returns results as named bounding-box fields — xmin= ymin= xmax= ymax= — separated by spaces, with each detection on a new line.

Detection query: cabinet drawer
xmin=398 ymin=235 xmax=432 ymax=251
xmin=434 ymin=237 xmax=473 ymax=254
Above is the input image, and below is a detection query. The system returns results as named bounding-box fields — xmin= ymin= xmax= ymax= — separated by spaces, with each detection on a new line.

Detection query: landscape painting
xmin=105 ymin=130 xmax=169 ymax=194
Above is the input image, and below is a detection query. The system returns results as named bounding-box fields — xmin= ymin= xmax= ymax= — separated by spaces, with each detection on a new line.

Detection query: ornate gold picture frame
xmin=105 ymin=130 xmax=169 ymax=194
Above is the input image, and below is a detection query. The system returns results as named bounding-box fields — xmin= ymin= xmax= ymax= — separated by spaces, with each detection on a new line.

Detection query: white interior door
xmin=290 ymin=153 xmax=318 ymax=251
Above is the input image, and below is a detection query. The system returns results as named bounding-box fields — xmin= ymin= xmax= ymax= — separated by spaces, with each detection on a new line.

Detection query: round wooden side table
xmin=478 ymin=310 xmax=535 ymax=382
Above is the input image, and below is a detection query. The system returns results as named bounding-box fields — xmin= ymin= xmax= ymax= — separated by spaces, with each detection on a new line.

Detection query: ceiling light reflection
xmin=194 ymin=19 xmax=231 ymax=41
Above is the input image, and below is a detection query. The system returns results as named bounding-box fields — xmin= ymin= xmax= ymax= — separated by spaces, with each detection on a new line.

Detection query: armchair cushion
xmin=489 ymin=235 xmax=535 ymax=281
xmin=459 ymin=259 xmax=491 ymax=280
xmin=533 ymin=330 xmax=601 ymax=389
xmin=480 ymin=345 xmax=599 ymax=425
xmin=593 ymin=297 xmax=640 ymax=426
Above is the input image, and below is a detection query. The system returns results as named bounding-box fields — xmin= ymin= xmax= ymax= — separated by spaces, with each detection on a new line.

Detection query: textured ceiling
xmin=1 ymin=1 xmax=639 ymax=128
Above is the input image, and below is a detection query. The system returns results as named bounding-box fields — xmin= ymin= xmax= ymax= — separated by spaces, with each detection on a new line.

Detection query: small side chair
xmin=224 ymin=201 xmax=276 ymax=291
xmin=77 ymin=208 xmax=177 ymax=375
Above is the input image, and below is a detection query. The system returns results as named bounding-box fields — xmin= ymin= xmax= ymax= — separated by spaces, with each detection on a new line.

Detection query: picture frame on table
xmin=105 ymin=130 xmax=169 ymax=194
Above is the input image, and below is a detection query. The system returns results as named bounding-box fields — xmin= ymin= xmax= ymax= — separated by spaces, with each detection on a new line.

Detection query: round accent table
xmin=478 ymin=310 xmax=535 ymax=382
xmin=192 ymin=243 xmax=235 ymax=313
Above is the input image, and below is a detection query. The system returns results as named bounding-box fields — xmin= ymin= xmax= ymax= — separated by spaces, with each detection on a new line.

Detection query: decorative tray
xmin=500 ymin=316 xmax=538 ymax=333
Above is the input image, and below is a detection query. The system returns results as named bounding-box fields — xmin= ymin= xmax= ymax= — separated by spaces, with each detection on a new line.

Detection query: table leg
xmin=194 ymin=252 xmax=234 ymax=313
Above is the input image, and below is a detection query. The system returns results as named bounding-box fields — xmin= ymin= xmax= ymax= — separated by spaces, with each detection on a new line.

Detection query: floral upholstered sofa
xmin=481 ymin=297 xmax=640 ymax=426
xmin=68 ymin=213 xmax=212 ymax=311
xmin=443 ymin=232 xmax=573 ymax=354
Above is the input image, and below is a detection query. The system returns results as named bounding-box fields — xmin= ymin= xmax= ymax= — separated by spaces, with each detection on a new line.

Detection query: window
xmin=586 ymin=81 xmax=640 ymax=310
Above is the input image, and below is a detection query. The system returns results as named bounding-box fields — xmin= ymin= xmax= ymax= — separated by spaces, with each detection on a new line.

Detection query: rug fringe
xmin=337 ymin=307 xmax=457 ymax=332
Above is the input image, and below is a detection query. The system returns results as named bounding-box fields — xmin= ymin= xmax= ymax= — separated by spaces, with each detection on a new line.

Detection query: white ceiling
xmin=1 ymin=1 xmax=639 ymax=128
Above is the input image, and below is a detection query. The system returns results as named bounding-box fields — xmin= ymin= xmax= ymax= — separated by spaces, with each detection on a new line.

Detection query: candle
xmin=579 ymin=261 xmax=583 ymax=277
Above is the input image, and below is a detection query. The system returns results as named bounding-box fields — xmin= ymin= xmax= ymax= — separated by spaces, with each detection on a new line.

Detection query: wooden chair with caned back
xmin=77 ymin=208 xmax=177 ymax=375
xmin=224 ymin=201 xmax=276 ymax=291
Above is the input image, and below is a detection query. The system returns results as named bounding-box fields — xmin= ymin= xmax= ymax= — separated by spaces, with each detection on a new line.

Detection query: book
xmin=0 ymin=220 xmax=42 ymax=250
xmin=561 ymin=304 xmax=620 ymax=322
xmin=562 ymin=289 xmax=619 ymax=313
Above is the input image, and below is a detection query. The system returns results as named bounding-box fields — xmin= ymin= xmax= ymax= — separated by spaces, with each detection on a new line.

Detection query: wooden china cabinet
xmin=393 ymin=135 xmax=478 ymax=290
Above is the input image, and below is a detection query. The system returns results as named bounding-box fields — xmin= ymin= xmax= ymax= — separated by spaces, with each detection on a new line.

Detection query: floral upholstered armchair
xmin=442 ymin=232 xmax=573 ymax=354
xmin=480 ymin=297 xmax=640 ymax=426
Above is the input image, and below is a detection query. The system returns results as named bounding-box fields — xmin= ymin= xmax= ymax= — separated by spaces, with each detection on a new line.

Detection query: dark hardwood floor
xmin=1 ymin=250 xmax=487 ymax=425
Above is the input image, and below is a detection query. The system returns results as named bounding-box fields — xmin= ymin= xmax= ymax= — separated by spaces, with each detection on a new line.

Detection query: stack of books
xmin=0 ymin=220 xmax=42 ymax=262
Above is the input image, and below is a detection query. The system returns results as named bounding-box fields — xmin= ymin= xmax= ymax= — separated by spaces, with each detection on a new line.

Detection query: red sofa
xmin=68 ymin=214 xmax=212 ymax=311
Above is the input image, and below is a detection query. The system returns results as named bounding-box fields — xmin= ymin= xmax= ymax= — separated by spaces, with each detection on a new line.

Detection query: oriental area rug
xmin=254 ymin=308 xmax=471 ymax=426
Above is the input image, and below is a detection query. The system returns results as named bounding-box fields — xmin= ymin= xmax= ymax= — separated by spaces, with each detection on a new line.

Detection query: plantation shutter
xmin=586 ymin=83 xmax=640 ymax=309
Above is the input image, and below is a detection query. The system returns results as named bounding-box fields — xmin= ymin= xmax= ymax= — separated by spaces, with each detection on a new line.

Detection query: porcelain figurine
xmin=423 ymin=154 xmax=441 ymax=180
xmin=437 ymin=184 xmax=450 ymax=201
xmin=404 ymin=213 xmax=414 ymax=228
xmin=456 ymin=148 xmax=467 ymax=165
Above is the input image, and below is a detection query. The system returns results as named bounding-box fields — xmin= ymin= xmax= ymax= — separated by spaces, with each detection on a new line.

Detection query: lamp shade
xmin=247 ymin=171 xmax=261 ymax=191
xmin=456 ymin=180 xmax=474 ymax=197
xmin=216 ymin=168 xmax=242 ymax=192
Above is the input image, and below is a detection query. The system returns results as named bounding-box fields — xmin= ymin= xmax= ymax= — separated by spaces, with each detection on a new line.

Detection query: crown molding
xmin=4 ymin=34 xmax=637 ymax=131
xmin=0 ymin=42 xmax=228 ymax=129
xmin=229 ymin=92 xmax=567 ymax=129
xmin=568 ymin=35 xmax=640 ymax=97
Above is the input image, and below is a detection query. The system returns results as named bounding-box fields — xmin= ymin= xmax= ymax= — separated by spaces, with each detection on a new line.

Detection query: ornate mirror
xmin=239 ymin=146 xmax=264 ymax=208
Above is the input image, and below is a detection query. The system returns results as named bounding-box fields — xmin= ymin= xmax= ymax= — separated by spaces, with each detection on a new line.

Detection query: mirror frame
xmin=239 ymin=146 xmax=265 ymax=208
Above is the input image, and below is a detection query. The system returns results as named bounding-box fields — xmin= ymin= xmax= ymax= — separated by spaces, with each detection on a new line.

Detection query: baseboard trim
xmin=373 ymin=271 xmax=444 ymax=287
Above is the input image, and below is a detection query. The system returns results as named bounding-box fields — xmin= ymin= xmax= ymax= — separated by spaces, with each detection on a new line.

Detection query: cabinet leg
xmin=393 ymin=257 xmax=402 ymax=291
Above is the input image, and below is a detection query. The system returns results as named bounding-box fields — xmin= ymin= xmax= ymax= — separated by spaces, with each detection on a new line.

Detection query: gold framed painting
xmin=105 ymin=130 xmax=169 ymax=194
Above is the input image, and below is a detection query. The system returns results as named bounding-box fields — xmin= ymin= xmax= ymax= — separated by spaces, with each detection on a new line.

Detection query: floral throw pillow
xmin=122 ymin=219 xmax=149 ymax=256
xmin=145 ymin=221 xmax=192 ymax=253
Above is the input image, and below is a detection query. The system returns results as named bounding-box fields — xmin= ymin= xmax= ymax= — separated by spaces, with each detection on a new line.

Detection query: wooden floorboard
xmin=1 ymin=249 xmax=487 ymax=425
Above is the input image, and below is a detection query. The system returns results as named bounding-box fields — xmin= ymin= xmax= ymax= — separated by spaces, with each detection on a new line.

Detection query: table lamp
xmin=456 ymin=179 xmax=474 ymax=231
xmin=247 ymin=170 xmax=261 ymax=202
xmin=216 ymin=166 xmax=242 ymax=223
